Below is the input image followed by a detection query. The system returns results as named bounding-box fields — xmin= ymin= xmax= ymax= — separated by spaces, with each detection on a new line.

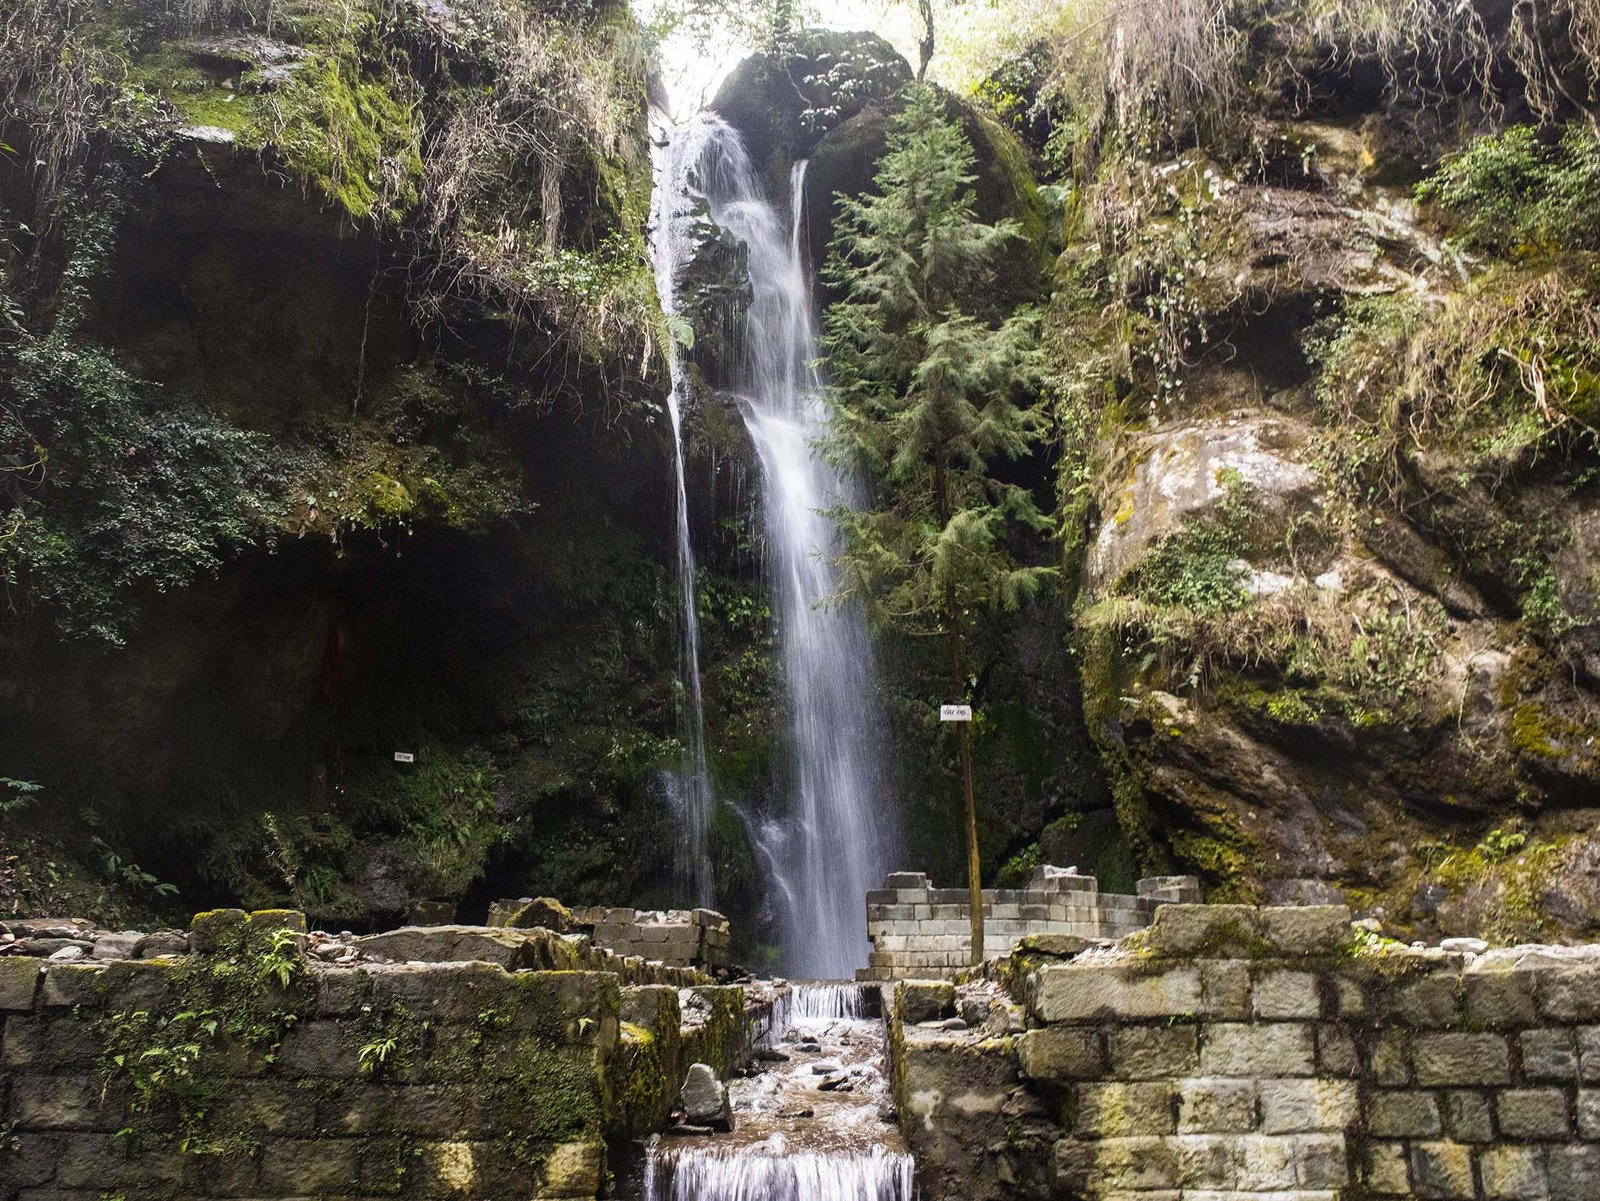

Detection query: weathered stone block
xmin=1198 ymin=1022 xmax=1316 ymax=1077
xmin=1369 ymin=1089 xmax=1442 ymax=1138
xmin=1177 ymin=1078 xmax=1257 ymax=1134
xmin=1408 ymin=1140 xmax=1476 ymax=1199
xmin=1016 ymin=1027 xmax=1103 ymax=1081
xmin=1364 ymin=1140 xmax=1411 ymax=1194
xmin=539 ymin=1140 xmax=604 ymax=1198
xmin=1253 ymin=970 xmax=1321 ymax=1019
xmin=1106 ymin=1025 xmax=1198 ymax=1079
xmin=1577 ymin=1026 xmax=1600 ymax=1083
xmin=1580 ymin=1090 xmax=1600 ymax=1139
xmin=1479 ymin=1144 xmax=1550 ymax=1199
xmin=1260 ymin=906 xmax=1352 ymax=957
xmin=37 ymin=964 xmax=105 ymax=1010
xmin=897 ymin=980 xmax=955 ymax=1024
xmin=277 ymin=1021 xmax=352 ymax=1077
xmin=1073 ymin=1082 xmax=1177 ymax=1137
xmin=1199 ymin=961 xmax=1252 ymax=1021
xmin=1539 ymin=966 xmax=1600 ymax=1023
xmin=1464 ymin=967 xmax=1539 ymax=1028
xmin=54 ymin=1133 xmax=185 ymax=1188
xmin=257 ymin=1137 xmax=361 ymax=1193
xmin=1 ymin=1015 xmax=99 ymax=1069
xmin=1522 ymin=1029 xmax=1579 ymax=1080
xmin=1386 ymin=972 xmax=1462 ymax=1028
xmin=1146 ymin=905 xmax=1264 ymax=958
xmin=187 ymin=908 xmax=249 ymax=954
xmin=8 ymin=1076 xmax=109 ymax=1131
xmin=1547 ymin=1144 xmax=1600 ymax=1201
xmin=1371 ymin=1029 xmax=1411 ymax=1086
xmin=1316 ymin=1023 xmax=1359 ymax=1078
xmin=1056 ymin=1135 xmax=1179 ymax=1191
xmin=0 ymin=957 xmax=41 ymax=1011
xmin=1257 ymin=1078 xmax=1357 ymax=1134
xmin=1497 ymin=1088 xmax=1570 ymax=1139
xmin=0 ymin=1132 xmax=62 ymax=1188
xmin=1029 ymin=963 xmax=1202 ymax=1023
xmin=1441 ymin=1090 xmax=1494 ymax=1143
xmin=1412 ymin=1032 xmax=1511 ymax=1086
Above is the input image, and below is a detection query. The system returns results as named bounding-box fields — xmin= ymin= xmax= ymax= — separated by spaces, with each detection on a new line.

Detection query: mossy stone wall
xmin=0 ymin=910 xmax=752 ymax=1200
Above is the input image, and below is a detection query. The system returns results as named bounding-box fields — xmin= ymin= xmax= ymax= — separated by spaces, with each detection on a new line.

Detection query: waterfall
xmin=658 ymin=114 xmax=897 ymax=978
xmin=644 ymin=1142 xmax=914 ymax=1201
xmin=650 ymin=129 xmax=716 ymax=907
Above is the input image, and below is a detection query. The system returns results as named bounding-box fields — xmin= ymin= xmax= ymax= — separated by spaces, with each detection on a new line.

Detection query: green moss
xmin=271 ymin=51 xmax=421 ymax=221
xmin=1510 ymin=703 xmax=1562 ymax=757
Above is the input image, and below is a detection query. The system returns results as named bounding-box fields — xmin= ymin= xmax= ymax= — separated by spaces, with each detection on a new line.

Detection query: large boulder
xmin=679 ymin=1061 xmax=735 ymax=1131
xmin=709 ymin=30 xmax=911 ymax=192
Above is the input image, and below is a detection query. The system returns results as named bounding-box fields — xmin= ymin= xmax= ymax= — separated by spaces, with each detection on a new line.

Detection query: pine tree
xmin=821 ymin=85 xmax=1054 ymax=964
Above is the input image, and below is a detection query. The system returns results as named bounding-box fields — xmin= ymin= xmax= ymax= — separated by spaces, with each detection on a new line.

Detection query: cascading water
xmin=644 ymin=983 xmax=914 ymax=1201
xmin=650 ymin=128 xmax=716 ymax=907
xmin=656 ymin=113 xmax=896 ymax=978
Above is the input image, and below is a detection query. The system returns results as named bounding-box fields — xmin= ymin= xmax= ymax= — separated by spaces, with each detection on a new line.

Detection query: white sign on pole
xmin=939 ymin=704 xmax=973 ymax=722
xmin=394 ymin=752 xmax=416 ymax=764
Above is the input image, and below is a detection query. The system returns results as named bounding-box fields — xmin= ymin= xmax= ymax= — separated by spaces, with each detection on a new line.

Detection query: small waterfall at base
xmin=650 ymin=126 xmax=716 ymax=907
xmin=658 ymin=112 xmax=897 ymax=979
xmin=644 ymin=982 xmax=913 ymax=1201
xmin=759 ymin=983 xmax=876 ymax=1049
xmin=644 ymin=1143 xmax=914 ymax=1201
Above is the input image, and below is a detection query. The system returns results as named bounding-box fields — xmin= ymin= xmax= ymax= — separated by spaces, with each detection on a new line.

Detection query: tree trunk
xmin=916 ymin=0 xmax=934 ymax=81
xmin=935 ymin=461 xmax=983 ymax=966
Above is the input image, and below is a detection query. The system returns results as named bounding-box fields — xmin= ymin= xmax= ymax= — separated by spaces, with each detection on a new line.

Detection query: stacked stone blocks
xmin=0 ymin=909 xmax=752 ymax=1201
xmin=859 ymin=865 xmax=1200 ymax=980
xmin=892 ymin=902 xmax=1600 ymax=1201
xmin=487 ymin=900 xmax=732 ymax=970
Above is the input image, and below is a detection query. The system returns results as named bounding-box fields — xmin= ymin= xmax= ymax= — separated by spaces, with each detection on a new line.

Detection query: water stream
xmin=655 ymin=114 xmax=896 ymax=979
xmin=644 ymin=984 xmax=914 ymax=1201
xmin=650 ymin=128 xmax=717 ymax=907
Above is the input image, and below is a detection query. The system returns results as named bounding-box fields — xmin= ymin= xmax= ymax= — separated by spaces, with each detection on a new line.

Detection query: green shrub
xmin=1417 ymin=123 xmax=1600 ymax=256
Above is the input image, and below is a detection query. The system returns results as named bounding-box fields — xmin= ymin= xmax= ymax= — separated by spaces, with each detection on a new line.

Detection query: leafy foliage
xmin=1 ymin=175 xmax=283 ymax=643
xmin=1416 ymin=123 xmax=1600 ymax=257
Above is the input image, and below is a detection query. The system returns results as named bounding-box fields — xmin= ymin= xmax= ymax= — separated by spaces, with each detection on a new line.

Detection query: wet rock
xmin=680 ymin=1062 xmax=735 ymax=1132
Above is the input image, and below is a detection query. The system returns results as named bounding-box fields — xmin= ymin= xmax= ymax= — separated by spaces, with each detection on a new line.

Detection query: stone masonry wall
xmin=859 ymin=866 xmax=1201 ymax=981
xmin=890 ymin=902 xmax=1600 ymax=1201
xmin=487 ymin=900 xmax=733 ymax=971
xmin=0 ymin=908 xmax=754 ymax=1201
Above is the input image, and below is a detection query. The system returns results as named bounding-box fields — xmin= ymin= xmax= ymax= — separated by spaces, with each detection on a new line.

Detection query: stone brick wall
xmin=889 ymin=902 xmax=1600 ymax=1201
xmin=486 ymin=901 xmax=733 ymax=971
xmin=859 ymin=866 xmax=1201 ymax=981
xmin=568 ymin=908 xmax=732 ymax=971
xmin=0 ymin=909 xmax=755 ymax=1201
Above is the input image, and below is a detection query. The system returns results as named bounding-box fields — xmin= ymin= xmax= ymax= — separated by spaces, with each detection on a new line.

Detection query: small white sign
xmin=940 ymin=705 xmax=973 ymax=722
xmin=393 ymin=752 xmax=416 ymax=764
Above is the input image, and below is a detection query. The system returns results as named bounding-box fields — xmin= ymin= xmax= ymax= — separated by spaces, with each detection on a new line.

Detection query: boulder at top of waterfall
xmin=680 ymin=1062 xmax=735 ymax=1132
xmin=710 ymin=30 xmax=911 ymax=190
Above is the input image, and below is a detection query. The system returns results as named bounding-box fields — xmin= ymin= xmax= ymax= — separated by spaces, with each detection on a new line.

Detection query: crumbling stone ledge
xmin=889 ymin=902 xmax=1600 ymax=1201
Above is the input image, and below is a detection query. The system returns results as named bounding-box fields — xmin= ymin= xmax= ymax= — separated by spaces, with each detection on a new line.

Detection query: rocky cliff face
xmin=0 ymin=0 xmax=689 ymax=927
xmin=1025 ymin=0 xmax=1600 ymax=940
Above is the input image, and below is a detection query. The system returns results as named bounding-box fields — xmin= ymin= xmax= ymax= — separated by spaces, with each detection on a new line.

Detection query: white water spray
xmin=657 ymin=114 xmax=897 ymax=977
xmin=644 ymin=1142 xmax=914 ymax=1201
xmin=650 ymin=128 xmax=716 ymax=907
